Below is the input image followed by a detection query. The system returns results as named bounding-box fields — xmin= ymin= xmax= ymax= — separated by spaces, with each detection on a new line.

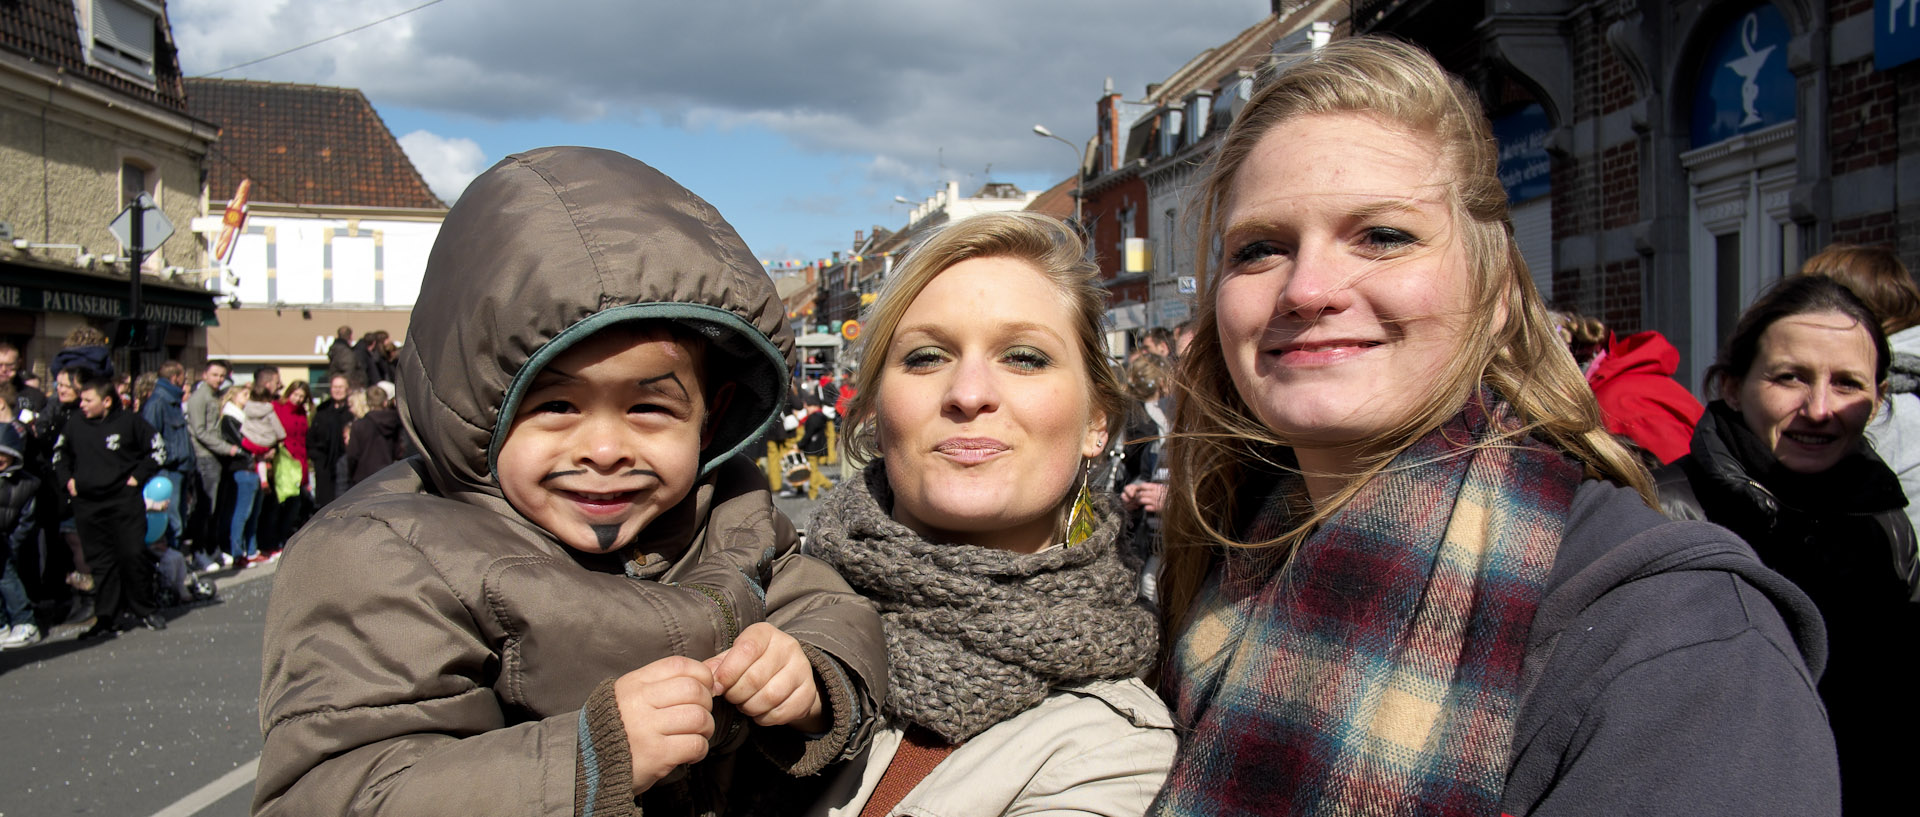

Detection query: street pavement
xmin=0 ymin=487 xmax=827 ymax=817
xmin=0 ymin=562 xmax=277 ymax=817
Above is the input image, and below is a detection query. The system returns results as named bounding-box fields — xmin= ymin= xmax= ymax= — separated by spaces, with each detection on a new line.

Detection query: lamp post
xmin=1032 ymin=124 xmax=1082 ymax=226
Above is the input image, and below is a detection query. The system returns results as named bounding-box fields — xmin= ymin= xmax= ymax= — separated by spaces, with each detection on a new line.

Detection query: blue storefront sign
xmin=1691 ymin=4 xmax=1796 ymax=147
xmin=1493 ymin=103 xmax=1551 ymax=205
xmin=1879 ymin=0 xmax=1920 ymax=71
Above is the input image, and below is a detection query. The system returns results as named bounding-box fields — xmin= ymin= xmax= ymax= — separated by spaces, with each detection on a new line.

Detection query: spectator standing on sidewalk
xmin=42 ymin=368 xmax=89 ymax=604
xmin=140 ymin=362 xmax=195 ymax=553
xmin=56 ymin=372 xmax=164 ymax=637
xmin=0 ymin=344 xmax=53 ymax=599
xmin=327 ymin=326 xmax=363 ymax=387
xmin=228 ymin=380 xmax=285 ymax=565
xmin=50 ymin=327 xmax=113 ymax=382
xmin=263 ymin=380 xmax=311 ymax=550
xmin=0 ymin=424 xmax=41 ymax=649
xmin=354 ymin=331 xmax=394 ymax=388
xmin=343 ymin=385 xmax=402 ymax=487
xmin=185 ymin=360 xmax=235 ymax=564
xmin=307 ymin=375 xmax=351 ymax=508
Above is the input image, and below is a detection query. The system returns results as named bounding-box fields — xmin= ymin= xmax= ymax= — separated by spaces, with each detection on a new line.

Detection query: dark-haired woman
xmin=1656 ymin=274 xmax=1920 ymax=811
xmin=1800 ymin=244 xmax=1920 ymax=538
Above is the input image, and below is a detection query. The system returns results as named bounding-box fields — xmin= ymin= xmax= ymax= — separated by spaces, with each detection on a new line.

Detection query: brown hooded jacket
xmin=254 ymin=147 xmax=885 ymax=816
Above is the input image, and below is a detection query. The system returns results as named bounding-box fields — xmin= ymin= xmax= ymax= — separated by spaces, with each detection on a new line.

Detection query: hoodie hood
xmin=1584 ymin=330 xmax=1682 ymax=388
xmin=397 ymin=147 xmax=794 ymax=501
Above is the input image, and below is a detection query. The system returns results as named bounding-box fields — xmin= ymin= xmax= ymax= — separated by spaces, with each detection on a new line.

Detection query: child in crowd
xmin=0 ymin=425 xmax=41 ymax=648
xmin=54 ymin=372 xmax=163 ymax=638
xmin=255 ymin=147 xmax=885 ymax=816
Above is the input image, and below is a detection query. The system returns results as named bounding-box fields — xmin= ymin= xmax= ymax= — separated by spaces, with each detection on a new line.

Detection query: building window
xmin=121 ymin=161 xmax=148 ymax=205
xmin=90 ymin=0 xmax=161 ymax=79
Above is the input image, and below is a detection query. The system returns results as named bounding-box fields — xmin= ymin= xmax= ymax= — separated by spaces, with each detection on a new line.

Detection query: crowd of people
xmin=0 ymin=326 xmax=410 ymax=647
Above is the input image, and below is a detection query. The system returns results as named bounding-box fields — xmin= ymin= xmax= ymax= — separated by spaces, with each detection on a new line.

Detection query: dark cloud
xmin=173 ymin=0 xmax=1269 ymax=175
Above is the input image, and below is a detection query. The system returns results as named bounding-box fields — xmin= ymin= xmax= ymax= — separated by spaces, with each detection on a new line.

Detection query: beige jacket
xmin=254 ymin=148 xmax=886 ymax=817
xmin=807 ymin=679 xmax=1176 ymax=817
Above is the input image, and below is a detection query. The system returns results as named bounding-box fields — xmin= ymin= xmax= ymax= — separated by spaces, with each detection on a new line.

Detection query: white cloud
xmin=396 ymin=130 xmax=489 ymax=202
xmin=170 ymin=0 xmax=1271 ymax=176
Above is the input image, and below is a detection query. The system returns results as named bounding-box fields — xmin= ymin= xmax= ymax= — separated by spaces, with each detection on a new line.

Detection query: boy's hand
xmin=66 ymin=479 xmax=75 ymax=496
xmin=613 ymin=656 xmax=718 ymax=795
xmin=704 ymin=622 xmax=826 ymax=733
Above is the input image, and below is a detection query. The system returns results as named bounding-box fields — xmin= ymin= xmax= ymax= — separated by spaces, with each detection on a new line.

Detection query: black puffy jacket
xmin=1654 ymin=399 xmax=1919 ymax=809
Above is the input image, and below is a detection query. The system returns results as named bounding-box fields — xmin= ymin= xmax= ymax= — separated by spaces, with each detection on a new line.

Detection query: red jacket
xmin=1585 ymin=331 xmax=1704 ymax=465
xmin=272 ymin=399 xmax=310 ymax=479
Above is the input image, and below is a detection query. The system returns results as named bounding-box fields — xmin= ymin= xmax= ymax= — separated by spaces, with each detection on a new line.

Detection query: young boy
xmin=255 ymin=148 xmax=885 ymax=817
xmin=53 ymin=371 xmax=164 ymax=637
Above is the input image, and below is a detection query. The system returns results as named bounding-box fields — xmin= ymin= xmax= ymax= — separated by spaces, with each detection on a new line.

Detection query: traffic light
xmin=110 ymin=319 xmax=164 ymax=351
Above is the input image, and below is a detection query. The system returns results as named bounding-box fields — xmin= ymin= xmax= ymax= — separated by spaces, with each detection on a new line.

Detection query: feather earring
xmin=1062 ymin=457 xmax=1098 ymax=548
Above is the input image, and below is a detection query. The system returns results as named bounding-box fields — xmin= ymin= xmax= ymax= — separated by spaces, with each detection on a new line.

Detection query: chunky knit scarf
xmin=1151 ymin=394 xmax=1580 ymax=817
xmin=807 ymin=461 xmax=1160 ymax=744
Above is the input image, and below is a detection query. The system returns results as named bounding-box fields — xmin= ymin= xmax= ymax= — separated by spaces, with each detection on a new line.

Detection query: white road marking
xmin=147 ymin=756 xmax=259 ymax=817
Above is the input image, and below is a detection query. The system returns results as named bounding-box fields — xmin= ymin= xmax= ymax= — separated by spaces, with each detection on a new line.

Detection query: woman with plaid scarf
xmin=1149 ymin=38 xmax=1839 ymax=817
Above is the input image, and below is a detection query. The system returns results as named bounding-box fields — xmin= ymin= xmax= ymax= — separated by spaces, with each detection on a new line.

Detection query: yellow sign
xmin=841 ymin=320 xmax=862 ymax=341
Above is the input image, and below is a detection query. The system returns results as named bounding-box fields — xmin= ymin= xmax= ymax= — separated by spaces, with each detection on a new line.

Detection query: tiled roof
xmin=1025 ymin=175 xmax=1077 ymax=220
xmin=186 ymin=78 xmax=445 ymax=209
xmin=0 ymin=0 xmax=190 ymax=113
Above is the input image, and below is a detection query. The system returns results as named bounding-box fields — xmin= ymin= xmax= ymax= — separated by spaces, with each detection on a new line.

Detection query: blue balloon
xmin=143 ymin=477 xmax=174 ymax=503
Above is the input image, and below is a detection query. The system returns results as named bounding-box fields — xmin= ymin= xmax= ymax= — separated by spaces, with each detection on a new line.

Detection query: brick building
xmin=1077 ymin=1 xmax=1344 ymax=351
xmin=1359 ymin=0 xmax=1917 ymax=386
xmin=0 ymin=0 xmax=220 ymax=372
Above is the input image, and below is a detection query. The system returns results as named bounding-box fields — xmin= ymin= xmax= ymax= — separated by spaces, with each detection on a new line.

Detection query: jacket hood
xmin=0 ymin=423 xmax=22 ymax=465
xmin=397 ymin=147 xmax=794 ymax=500
xmin=1585 ymin=330 xmax=1682 ymax=388
xmin=152 ymin=378 xmax=183 ymax=404
xmin=244 ymin=400 xmax=278 ymax=420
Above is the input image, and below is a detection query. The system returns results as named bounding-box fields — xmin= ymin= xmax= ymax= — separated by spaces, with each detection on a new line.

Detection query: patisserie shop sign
xmin=0 ymin=284 xmax=205 ymax=325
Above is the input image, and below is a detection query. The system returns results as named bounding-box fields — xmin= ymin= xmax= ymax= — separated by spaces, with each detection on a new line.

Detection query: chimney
xmin=854 ymin=229 xmax=864 ymax=246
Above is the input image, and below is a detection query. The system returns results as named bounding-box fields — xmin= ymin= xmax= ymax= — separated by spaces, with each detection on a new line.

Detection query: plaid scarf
xmin=1150 ymin=394 xmax=1579 ymax=817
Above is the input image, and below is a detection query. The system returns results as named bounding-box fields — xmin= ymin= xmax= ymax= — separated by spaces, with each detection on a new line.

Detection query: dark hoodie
xmin=1501 ymin=479 xmax=1839 ymax=815
xmin=343 ymin=406 xmax=403 ymax=486
xmin=256 ymin=148 xmax=884 ymax=817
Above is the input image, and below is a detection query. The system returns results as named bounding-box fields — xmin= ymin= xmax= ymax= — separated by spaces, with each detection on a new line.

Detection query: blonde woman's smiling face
xmin=1214 ymin=112 xmax=1475 ymax=489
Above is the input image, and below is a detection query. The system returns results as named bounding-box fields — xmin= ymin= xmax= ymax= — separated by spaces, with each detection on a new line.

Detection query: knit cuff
xmin=753 ymin=642 xmax=866 ymax=776
xmin=575 ymin=678 xmax=640 ymax=817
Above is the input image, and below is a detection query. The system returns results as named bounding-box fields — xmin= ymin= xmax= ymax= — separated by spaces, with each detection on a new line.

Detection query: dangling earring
xmin=1062 ymin=457 xmax=1098 ymax=548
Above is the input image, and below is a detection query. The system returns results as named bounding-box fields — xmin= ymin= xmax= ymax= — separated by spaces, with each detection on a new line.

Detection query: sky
xmin=168 ymin=0 xmax=1272 ymax=264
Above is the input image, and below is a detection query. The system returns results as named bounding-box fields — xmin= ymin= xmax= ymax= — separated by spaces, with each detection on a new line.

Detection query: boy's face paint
xmin=591 ymin=524 xmax=622 ymax=550
xmin=496 ymin=327 xmax=712 ymax=555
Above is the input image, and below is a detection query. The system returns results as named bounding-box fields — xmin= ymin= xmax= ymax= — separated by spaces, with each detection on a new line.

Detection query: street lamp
xmin=1032 ymin=124 xmax=1083 ymax=225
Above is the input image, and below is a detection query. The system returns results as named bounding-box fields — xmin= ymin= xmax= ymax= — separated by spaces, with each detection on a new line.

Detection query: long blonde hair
xmin=1161 ymin=37 xmax=1653 ymax=638
xmin=840 ymin=211 xmax=1127 ymax=464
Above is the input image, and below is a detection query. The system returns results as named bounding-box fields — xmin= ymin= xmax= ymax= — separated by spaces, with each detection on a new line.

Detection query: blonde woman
xmin=806 ymin=211 xmax=1174 ymax=816
xmin=1151 ymin=38 xmax=1837 ymax=815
